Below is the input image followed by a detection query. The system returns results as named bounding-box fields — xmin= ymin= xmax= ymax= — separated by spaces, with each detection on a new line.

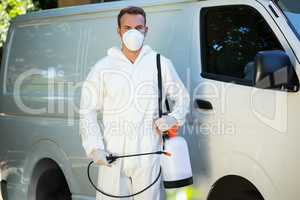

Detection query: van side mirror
xmin=254 ymin=50 xmax=299 ymax=92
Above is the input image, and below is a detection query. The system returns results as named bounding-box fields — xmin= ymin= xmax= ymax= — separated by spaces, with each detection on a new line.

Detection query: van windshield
xmin=277 ymin=0 xmax=300 ymax=39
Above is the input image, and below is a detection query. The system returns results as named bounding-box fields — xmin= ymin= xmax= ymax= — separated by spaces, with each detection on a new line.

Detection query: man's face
xmin=117 ymin=13 xmax=148 ymax=42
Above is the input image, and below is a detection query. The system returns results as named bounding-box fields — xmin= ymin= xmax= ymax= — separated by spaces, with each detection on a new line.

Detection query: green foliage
xmin=0 ymin=0 xmax=37 ymax=48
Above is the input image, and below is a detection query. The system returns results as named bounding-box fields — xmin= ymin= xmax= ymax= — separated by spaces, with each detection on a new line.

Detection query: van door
xmin=188 ymin=0 xmax=300 ymax=199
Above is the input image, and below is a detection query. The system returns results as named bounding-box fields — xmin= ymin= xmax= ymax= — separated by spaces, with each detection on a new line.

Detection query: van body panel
xmin=190 ymin=0 xmax=300 ymax=199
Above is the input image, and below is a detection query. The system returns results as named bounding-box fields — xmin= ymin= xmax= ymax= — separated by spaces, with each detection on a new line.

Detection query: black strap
xmin=156 ymin=53 xmax=171 ymax=148
xmin=157 ymin=54 xmax=163 ymax=118
xmin=156 ymin=53 xmax=170 ymax=118
xmin=165 ymin=91 xmax=170 ymax=112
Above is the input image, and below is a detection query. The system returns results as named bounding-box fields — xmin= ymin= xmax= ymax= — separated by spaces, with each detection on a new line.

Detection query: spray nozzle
xmin=163 ymin=151 xmax=172 ymax=157
xmin=106 ymin=154 xmax=118 ymax=164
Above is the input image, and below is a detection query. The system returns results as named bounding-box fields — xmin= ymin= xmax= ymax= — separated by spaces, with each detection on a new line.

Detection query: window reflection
xmin=202 ymin=5 xmax=283 ymax=82
xmin=6 ymin=21 xmax=81 ymax=96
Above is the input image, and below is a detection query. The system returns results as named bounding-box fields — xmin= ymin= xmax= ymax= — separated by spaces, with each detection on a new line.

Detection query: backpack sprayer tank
xmin=161 ymin=135 xmax=193 ymax=188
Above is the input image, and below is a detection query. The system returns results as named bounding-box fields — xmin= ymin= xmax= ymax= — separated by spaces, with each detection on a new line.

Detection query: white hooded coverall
xmin=79 ymin=45 xmax=190 ymax=200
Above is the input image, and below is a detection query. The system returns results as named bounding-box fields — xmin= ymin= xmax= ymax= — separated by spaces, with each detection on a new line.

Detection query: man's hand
xmin=89 ymin=149 xmax=111 ymax=167
xmin=154 ymin=115 xmax=178 ymax=135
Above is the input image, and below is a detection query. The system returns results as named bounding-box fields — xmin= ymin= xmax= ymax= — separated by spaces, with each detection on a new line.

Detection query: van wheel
xmin=207 ymin=175 xmax=264 ymax=200
xmin=28 ymin=159 xmax=71 ymax=200
xmin=231 ymin=190 xmax=264 ymax=200
xmin=36 ymin=168 xmax=71 ymax=200
xmin=208 ymin=190 xmax=263 ymax=200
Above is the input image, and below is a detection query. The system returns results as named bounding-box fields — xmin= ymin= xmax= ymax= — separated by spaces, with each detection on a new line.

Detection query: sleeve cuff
xmin=83 ymin=140 xmax=105 ymax=157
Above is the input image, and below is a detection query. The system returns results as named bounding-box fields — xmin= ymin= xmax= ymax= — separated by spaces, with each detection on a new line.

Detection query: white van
xmin=0 ymin=0 xmax=299 ymax=199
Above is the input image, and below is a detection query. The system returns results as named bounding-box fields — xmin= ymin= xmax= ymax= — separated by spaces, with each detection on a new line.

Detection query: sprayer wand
xmin=106 ymin=151 xmax=171 ymax=164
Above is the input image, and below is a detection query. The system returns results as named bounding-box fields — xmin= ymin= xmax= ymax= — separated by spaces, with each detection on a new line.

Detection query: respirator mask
xmin=122 ymin=29 xmax=145 ymax=51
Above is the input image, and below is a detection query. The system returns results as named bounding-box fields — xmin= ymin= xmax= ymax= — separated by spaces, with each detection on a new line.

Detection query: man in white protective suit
xmin=79 ymin=6 xmax=190 ymax=200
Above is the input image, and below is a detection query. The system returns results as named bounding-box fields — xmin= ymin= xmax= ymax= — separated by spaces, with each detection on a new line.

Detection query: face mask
xmin=122 ymin=29 xmax=145 ymax=51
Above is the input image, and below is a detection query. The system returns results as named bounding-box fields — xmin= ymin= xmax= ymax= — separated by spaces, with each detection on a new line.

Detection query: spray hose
xmin=87 ymin=150 xmax=171 ymax=198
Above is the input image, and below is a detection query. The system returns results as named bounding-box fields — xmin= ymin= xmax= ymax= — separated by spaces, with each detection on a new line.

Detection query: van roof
xmin=13 ymin=0 xmax=198 ymax=22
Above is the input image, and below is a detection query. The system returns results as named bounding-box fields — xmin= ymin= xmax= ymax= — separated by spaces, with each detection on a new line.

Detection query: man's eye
xmin=122 ymin=27 xmax=130 ymax=30
xmin=136 ymin=27 xmax=145 ymax=33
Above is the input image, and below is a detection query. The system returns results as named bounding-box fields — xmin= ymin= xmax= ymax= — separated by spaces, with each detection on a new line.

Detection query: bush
xmin=0 ymin=0 xmax=36 ymax=48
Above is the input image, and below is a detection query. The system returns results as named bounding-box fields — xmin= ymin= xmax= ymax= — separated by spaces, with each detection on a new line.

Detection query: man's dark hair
xmin=117 ymin=6 xmax=146 ymax=27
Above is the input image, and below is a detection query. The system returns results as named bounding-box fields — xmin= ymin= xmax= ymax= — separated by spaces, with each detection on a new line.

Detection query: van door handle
xmin=194 ymin=99 xmax=213 ymax=110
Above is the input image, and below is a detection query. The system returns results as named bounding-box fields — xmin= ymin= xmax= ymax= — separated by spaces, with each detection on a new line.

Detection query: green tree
xmin=0 ymin=0 xmax=37 ymax=48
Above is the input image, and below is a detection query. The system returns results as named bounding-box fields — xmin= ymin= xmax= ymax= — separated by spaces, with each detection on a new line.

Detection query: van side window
xmin=5 ymin=23 xmax=81 ymax=96
xmin=201 ymin=5 xmax=283 ymax=84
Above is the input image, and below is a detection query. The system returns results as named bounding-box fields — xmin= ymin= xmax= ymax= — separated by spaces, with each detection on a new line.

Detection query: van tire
xmin=207 ymin=175 xmax=264 ymax=200
xmin=208 ymin=190 xmax=263 ymax=200
xmin=28 ymin=159 xmax=71 ymax=200
xmin=231 ymin=190 xmax=264 ymax=200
